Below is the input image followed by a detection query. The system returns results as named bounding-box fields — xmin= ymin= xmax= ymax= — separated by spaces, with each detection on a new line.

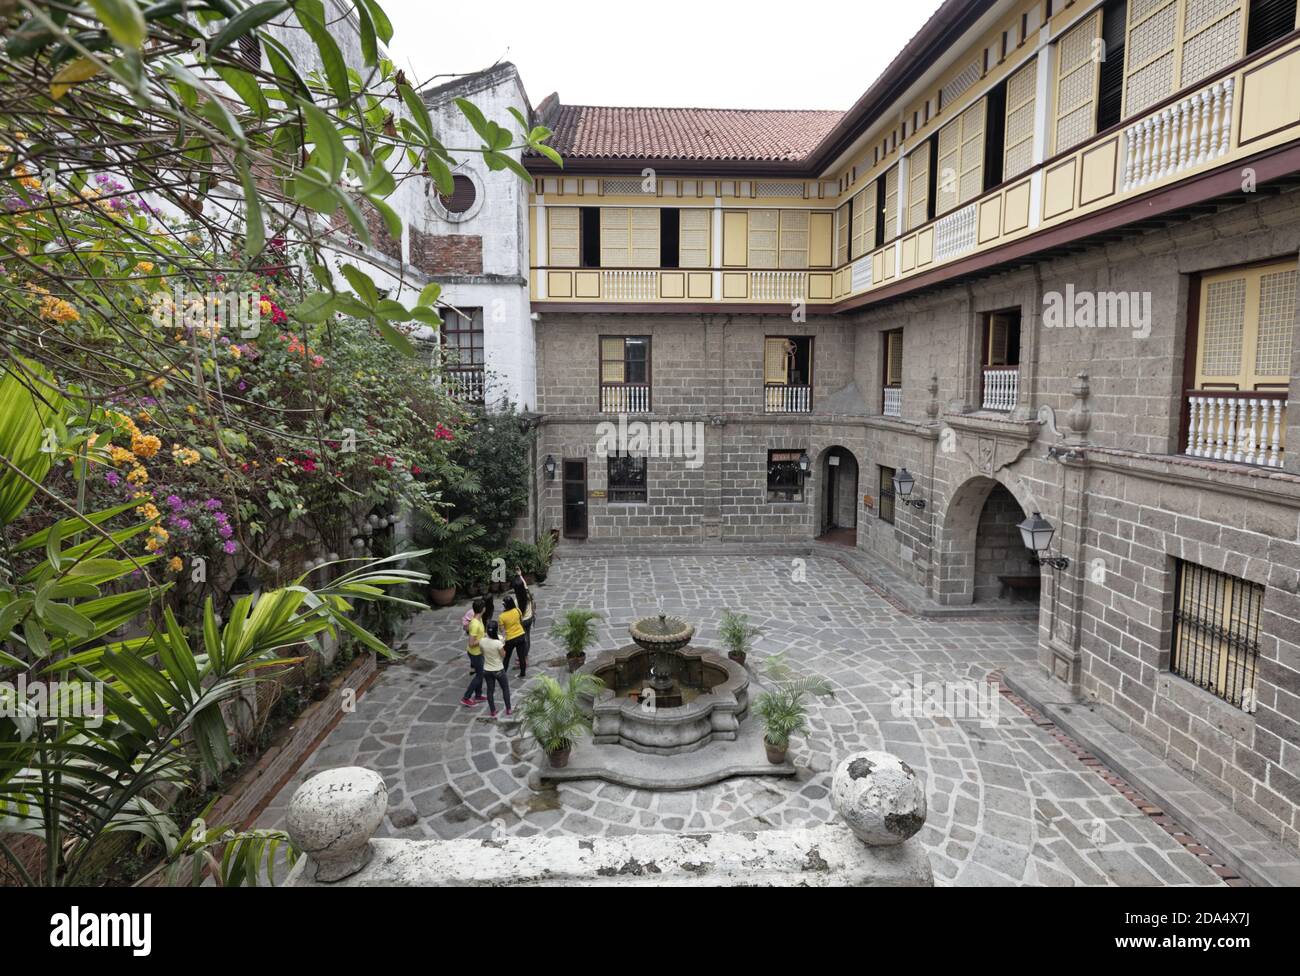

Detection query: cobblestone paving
xmin=258 ymin=554 xmax=1221 ymax=886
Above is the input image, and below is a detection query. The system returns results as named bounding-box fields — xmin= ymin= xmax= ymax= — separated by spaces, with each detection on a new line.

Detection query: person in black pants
xmin=512 ymin=567 xmax=533 ymax=659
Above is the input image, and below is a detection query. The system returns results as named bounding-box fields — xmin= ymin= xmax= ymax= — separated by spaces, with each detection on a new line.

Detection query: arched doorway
xmin=937 ymin=475 xmax=1041 ymax=606
xmin=816 ymin=446 xmax=859 ymax=544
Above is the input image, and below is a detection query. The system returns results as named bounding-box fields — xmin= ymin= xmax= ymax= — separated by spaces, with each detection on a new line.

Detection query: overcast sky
xmin=385 ymin=0 xmax=947 ymax=111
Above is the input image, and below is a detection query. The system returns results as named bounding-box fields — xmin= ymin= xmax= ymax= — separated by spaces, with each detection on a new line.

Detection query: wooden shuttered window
xmin=906 ymin=142 xmax=931 ymax=230
xmin=881 ymin=166 xmax=900 ymax=243
xmin=849 ymin=183 xmax=875 ymax=259
xmin=748 ymin=209 xmax=779 ymax=269
xmin=779 ymin=210 xmax=810 ymax=269
xmin=600 ymin=207 xmax=659 ymax=268
xmin=1004 ymin=59 xmax=1038 ymax=180
xmin=548 ymin=207 xmax=580 ymax=267
xmin=884 ymin=330 xmax=904 ymax=386
xmin=985 ymin=312 xmax=1019 ymax=366
xmin=1195 ymin=261 xmax=1297 ymax=391
xmin=836 ymin=201 xmax=850 ymax=265
xmin=600 ymin=337 xmax=627 ymax=383
xmin=1124 ymin=0 xmax=1246 ymax=120
xmin=764 ymin=337 xmax=790 ymax=385
xmin=1054 ymin=9 xmax=1102 ymax=153
xmin=678 ymin=208 xmax=711 ymax=267
xmin=935 ymin=100 xmax=986 ymax=215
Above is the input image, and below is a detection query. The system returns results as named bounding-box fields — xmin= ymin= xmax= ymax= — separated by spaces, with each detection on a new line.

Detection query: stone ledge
xmin=1003 ymin=667 xmax=1300 ymax=888
xmin=534 ymin=717 xmax=795 ymax=790
xmin=282 ymin=825 xmax=932 ymax=887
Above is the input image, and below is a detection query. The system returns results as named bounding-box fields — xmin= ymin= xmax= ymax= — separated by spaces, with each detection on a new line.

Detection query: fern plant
xmin=550 ymin=608 xmax=601 ymax=659
xmin=516 ymin=673 xmax=605 ymax=754
xmin=754 ymin=653 xmax=834 ymax=750
xmin=719 ymin=610 xmax=761 ymax=661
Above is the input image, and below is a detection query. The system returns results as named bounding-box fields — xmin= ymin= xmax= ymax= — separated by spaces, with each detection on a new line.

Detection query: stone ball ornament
xmin=831 ymin=750 xmax=927 ymax=846
xmin=286 ymin=767 xmax=388 ymax=882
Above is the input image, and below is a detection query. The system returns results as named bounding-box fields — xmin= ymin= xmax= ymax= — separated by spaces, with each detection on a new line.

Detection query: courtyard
xmin=259 ymin=553 xmax=1223 ymax=887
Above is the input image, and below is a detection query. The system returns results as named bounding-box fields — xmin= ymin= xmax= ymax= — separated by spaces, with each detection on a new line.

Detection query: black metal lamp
xmin=798 ymin=451 xmax=810 ymax=475
xmin=544 ymin=454 xmax=556 ymax=480
xmin=1018 ymin=511 xmax=1069 ymax=570
xmin=891 ymin=467 xmax=926 ymax=510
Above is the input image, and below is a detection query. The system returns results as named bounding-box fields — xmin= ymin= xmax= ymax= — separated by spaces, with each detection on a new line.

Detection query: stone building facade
xmin=522 ymin=0 xmax=1300 ymax=851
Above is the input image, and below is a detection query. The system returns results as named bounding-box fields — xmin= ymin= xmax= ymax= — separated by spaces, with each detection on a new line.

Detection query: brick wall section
xmin=409 ymin=230 xmax=483 ymax=276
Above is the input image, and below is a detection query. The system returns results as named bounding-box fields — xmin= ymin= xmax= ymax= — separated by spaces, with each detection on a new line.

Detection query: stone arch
xmin=814 ymin=445 xmax=860 ymax=540
xmin=936 ymin=473 xmax=1041 ymax=606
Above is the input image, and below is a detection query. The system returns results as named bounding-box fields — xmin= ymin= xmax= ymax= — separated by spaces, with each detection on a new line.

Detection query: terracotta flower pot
xmin=429 ymin=586 xmax=456 ymax=607
xmin=728 ymin=650 xmax=747 ymax=665
xmin=548 ymin=744 xmax=572 ymax=768
xmin=566 ymin=653 xmax=585 ymax=672
xmin=764 ymin=740 xmax=788 ymax=765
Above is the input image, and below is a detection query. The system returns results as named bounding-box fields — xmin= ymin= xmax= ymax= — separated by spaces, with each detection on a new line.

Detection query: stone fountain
xmin=575 ymin=602 xmax=750 ymax=756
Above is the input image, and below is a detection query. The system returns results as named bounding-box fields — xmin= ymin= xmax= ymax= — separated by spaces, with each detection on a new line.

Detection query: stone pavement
xmin=257 ymin=553 xmax=1222 ymax=886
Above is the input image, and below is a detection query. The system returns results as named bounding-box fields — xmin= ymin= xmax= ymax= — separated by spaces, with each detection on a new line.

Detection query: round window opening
xmin=439 ymin=174 xmax=477 ymax=215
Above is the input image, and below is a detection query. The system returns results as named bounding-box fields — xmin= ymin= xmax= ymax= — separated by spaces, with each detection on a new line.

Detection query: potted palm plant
xmin=754 ymin=653 xmax=834 ymax=764
xmin=517 ymin=673 xmax=605 ymax=767
xmin=426 ymin=553 xmax=458 ymax=607
xmin=533 ymin=528 xmax=556 ymax=583
xmin=551 ymin=608 xmax=601 ymax=672
xmin=719 ymin=609 xmax=761 ymax=664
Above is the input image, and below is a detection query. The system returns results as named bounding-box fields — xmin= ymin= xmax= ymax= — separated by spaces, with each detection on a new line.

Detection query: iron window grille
xmin=1171 ymin=560 xmax=1263 ymax=711
xmin=607 ymin=454 xmax=647 ymax=503
xmin=878 ymin=466 xmax=896 ymax=524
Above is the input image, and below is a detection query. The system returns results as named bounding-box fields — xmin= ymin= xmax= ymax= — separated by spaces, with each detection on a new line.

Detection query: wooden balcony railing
xmin=765 ymin=384 xmax=812 ymax=413
xmin=981 ymin=367 xmax=1018 ymax=412
xmin=750 ymin=271 xmax=806 ymax=302
xmin=1183 ymin=390 xmax=1287 ymax=468
xmin=882 ymin=386 xmax=903 ymax=417
xmin=601 ymin=270 xmax=658 ymax=301
xmin=1122 ymin=79 xmax=1234 ymax=192
xmin=600 ymin=383 xmax=650 ymax=413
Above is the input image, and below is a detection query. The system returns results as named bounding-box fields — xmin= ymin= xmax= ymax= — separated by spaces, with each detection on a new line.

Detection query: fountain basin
xmin=577 ymin=644 xmax=749 ymax=755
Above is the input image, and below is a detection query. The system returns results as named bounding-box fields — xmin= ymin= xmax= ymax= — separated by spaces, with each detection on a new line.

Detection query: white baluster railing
xmin=981 ymin=368 xmax=1019 ymax=412
xmin=1185 ymin=393 xmax=1287 ymax=468
xmin=600 ymin=383 xmax=651 ymax=413
xmin=447 ymin=367 xmax=485 ymax=404
xmin=933 ymin=203 xmax=977 ymax=262
xmin=750 ymin=271 xmax=806 ymax=303
xmin=883 ymin=386 xmax=903 ymax=417
xmin=765 ymin=384 xmax=812 ymax=413
xmin=600 ymin=270 xmax=659 ymax=301
xmin=1122 ymin=77 xmax=1235 ymax=192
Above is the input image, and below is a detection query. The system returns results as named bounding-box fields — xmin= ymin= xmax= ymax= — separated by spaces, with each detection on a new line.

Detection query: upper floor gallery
xmin=523 ymin=0 xmax=1300 ymax=310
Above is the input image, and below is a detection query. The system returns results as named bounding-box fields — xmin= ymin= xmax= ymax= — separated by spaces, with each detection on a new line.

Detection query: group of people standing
xmin=459 ymin=566 xmax=534 ymax=718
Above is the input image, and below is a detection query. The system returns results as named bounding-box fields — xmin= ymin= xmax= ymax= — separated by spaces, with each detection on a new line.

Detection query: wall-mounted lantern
xmin=891 ymin=467 xmax=926 ymax=510
xmin=1018 ymin=511 xmax=1069 ymax=570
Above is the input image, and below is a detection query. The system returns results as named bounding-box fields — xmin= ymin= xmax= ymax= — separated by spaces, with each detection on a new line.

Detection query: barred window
xmin=607 ymin=454 xmax=647 ymax=503
xmin=878 ymin=466 xmax=896 ymax=525
xmin=1171 ymin=560 xmax=1262 ymax=711
xmin=767 ymin=450 xmax=804 ymax=502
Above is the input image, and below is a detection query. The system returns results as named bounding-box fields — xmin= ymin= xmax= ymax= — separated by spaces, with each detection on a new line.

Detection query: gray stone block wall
xmin=530 ymin=189 xmax=1300 ymax=849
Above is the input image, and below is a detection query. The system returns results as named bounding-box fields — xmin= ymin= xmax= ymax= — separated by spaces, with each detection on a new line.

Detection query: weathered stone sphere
xmin=831 ymin=751 xmax=926 ymax=846
xmin=286 ymin=767 xmax=388 ymax=881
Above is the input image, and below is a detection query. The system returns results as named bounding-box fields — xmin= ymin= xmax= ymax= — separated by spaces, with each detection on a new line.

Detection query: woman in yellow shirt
xmin=499 ymin=596 xmax=528 ymax=678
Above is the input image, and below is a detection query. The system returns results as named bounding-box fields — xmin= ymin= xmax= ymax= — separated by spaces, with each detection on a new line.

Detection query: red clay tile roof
xmin=533 ymin=102 xmax=844 ymax=163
